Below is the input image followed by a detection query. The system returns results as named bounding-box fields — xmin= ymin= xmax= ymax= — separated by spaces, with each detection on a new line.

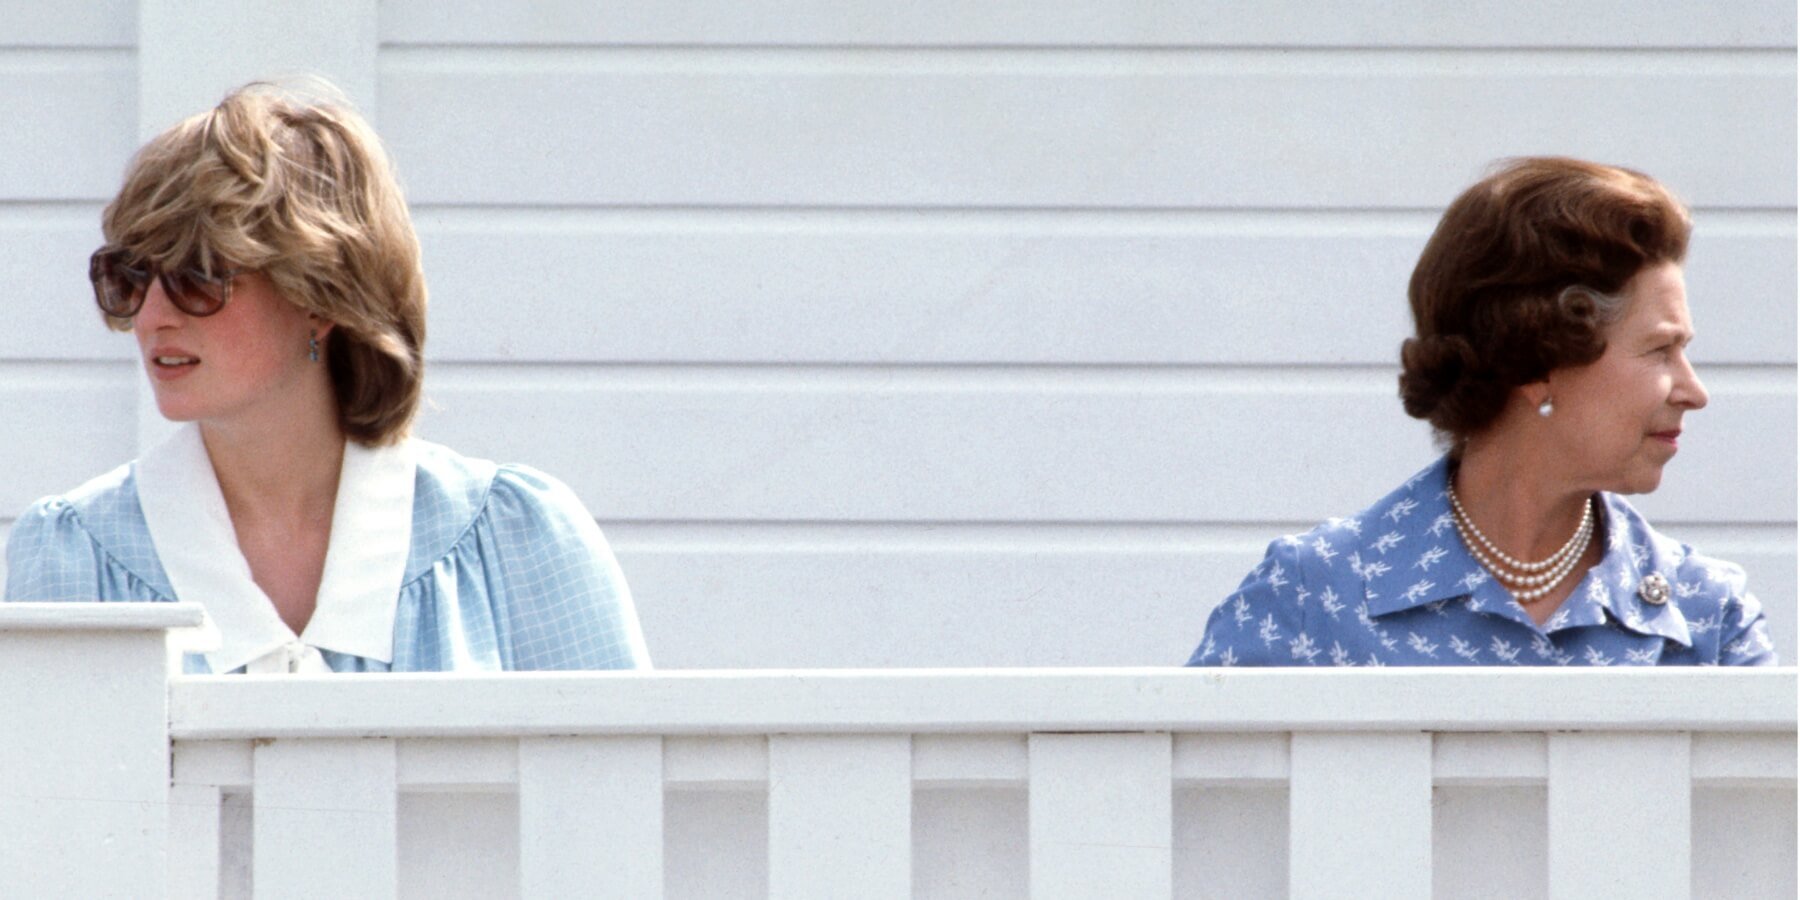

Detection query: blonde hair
xmin=101 ymin=80 xmax=427 ymax=446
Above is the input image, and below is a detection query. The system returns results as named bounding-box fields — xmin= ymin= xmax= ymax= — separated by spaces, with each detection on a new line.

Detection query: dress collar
xmin=1359 ymin=456 xmax=1692 ymax=648
xmin=135 ymin=424 xmax=417 ymax=673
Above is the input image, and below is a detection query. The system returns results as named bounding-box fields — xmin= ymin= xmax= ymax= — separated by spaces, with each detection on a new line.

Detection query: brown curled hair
xmin=100 ymin=80 xmax=427 ymax=446
xmin=1399 ymin=157 xmax=1690 ymax=446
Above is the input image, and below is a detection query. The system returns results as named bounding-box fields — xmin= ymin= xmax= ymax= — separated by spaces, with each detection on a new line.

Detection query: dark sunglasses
xmin=89 ymin=247 xmax=240 ymax=319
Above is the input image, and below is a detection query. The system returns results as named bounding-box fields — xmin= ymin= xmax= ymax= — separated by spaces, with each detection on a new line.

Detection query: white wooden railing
xmin=4 ymin=604 xmax=1794 ymax=899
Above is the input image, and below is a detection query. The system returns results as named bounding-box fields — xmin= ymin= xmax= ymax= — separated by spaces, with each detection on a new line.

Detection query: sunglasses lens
xmin=163 ymin=270 xmax=228 ymax=316
xmin=90 ymin=252 xmax=149 ymax=318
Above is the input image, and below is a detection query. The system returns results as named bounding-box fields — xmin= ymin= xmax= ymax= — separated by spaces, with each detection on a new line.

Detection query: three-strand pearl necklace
xmin=1446 ymin=484 xmax=1594 ymax=603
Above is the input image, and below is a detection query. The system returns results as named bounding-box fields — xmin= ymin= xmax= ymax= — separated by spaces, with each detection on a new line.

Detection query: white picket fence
xmin=3 ymin=604 xmax=1794 ymax=899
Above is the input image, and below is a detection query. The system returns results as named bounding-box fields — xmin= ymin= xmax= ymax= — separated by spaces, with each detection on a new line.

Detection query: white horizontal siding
xmin=379 ymin=52 xmax=1795 ymax=209
xmin=0 ymin=52 xmax=135 ymax=201
xmin=0 ymin=1 xmax=1792 ymax=671
xmin=378 ymin=1 xmax=1796 ymax=49
xmin=408 ymin=209 xmax=1794 ymax=366
xmin=400 ymin=365 xmax=1792 ymax=523
xmin=0 ymin=3 xmax=134 ymax=48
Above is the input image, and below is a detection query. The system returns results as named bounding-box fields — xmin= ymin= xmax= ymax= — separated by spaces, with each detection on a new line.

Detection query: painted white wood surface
xmin=379 ymin=0 xmax=1794 ymax=48
xmin=1547 ymin=732 xmax=1691 ymax=900
xmin=767 ymin=734 xmax=912 ymax=898
xmin=168 ymin=783 xmax=223 ymax=899
xmin=518 ymin=736 xmax=664 ymax=898
xmin=253 ymin=738 xmax=399 ymax=899
xmin=0 ymin=0 xmax=1792 ymax=677
xmin=1027 ymin=732 xmax=1173 ymax=898
xmin=0 ymin=606 xmax=192 ymax=897
xmin=1289 ymin=732 xmax=1433 ymax=899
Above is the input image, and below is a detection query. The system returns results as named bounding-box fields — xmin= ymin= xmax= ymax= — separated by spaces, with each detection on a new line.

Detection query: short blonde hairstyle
xmin=101 ymin=80 xmax=427 ymax=446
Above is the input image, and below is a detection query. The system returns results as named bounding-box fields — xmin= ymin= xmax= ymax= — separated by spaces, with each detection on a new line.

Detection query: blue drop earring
xmin=308 ymin=334 xmax=320 ymax=363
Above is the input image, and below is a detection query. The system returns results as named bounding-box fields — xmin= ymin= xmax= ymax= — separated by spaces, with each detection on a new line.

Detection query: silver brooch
xmin=1638 ymin=572 xmax=1671 ymax=606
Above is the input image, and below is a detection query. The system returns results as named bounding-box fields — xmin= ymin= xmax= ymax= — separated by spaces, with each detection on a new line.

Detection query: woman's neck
xmin=1453 ymin=435 xmax=1596 ymax=562
xmin=199 ymin=393 xmax=346 ymax=526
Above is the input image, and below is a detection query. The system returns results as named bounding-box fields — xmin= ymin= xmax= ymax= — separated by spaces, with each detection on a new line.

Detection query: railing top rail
xmin=168 ymin=667 xmax=1798 ymax=740
xmin=0 ymin=601 xmax=204 ymax=631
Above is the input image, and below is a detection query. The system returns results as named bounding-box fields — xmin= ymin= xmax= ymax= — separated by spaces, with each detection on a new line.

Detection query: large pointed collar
xmin=135 ymin=424 xmax=418 ymax=673
xmin=1359 ymin=456 xmax=1692 ymax=647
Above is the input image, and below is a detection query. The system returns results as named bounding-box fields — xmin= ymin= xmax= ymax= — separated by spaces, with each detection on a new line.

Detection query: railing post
xmin=0 ymin=602 xmax=201 ymax=898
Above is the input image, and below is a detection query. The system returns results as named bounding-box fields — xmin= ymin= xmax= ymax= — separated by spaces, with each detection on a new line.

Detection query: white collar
xmin=135 ymin=424 xmax=417 ymax=673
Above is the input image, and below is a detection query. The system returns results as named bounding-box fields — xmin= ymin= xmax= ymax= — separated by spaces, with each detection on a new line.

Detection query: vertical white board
xmin=253 ymin=738 xmax=398 ymax=899
xmin=1548 ymin=733 xmax=1690 ymax=900
xmin=768 ymin=734 xmax=912 ymax=899
xmin=518 ymin=735 xmax=664 ymax=898
xmin=169 ymin=783 xmax=223 ymax=899
xmin=1289 ymin=732 xmax=1432 ymax=900
xmin=1028 ymin=732 xmax=1172 ymax=899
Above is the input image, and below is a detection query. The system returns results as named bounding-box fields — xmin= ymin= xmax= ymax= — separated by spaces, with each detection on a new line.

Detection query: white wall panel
xmin=379 ymin=0 xmax=1795 ymax=49
xmin=0 ymin=209 xmax=127 ymax=361
xmin=0 ymin=2 xmax=134 ymax=47
xmin=0 ymin=367 xmax=138 ymax=518
xmin=416 ymin=211 xmax=1793 ymax=366
xmin=0 ymin=55 xmax=136 ymax=200
xmin=381 ymin=59 xmax=1794 ymax=209
xmin=410 ymin=368 xmax=1792 ymax=524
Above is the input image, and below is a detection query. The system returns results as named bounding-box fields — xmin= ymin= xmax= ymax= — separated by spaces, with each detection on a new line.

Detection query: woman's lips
xmin=1650 ymin=429 xmax=1681 ymax=448
xmin=148 ymin=351 xmax=200 ymax=381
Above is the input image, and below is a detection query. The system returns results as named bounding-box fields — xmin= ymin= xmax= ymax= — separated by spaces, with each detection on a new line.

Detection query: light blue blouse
xmin=1187 ymin=456 xmax=1777 ymax=667
xmin=5 ymin=438 xmax=651 ymax=674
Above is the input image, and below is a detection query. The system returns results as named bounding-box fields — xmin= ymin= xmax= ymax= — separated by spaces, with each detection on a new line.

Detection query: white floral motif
xmin=1414 ymin=546 xmax=1449 ymax=572
xmin=1290 ymin=632 xmax=1321 ymax=664
xmin=1193 ymin=635 xmax=1217 ymax=663
xmin=1320 ymin=586 xmax=1346 ymax=619
xmin=1337 ymin=516 xmax=1363 ymax=536
xmin=1385 ymin=498 xmax=1420 ymax=522
xmin=1329 ymin=642 xmax=1355 ymax=666
xmin=1407 ymin=632 xmax=1439 ymax=657
xmin=1531 ymin=634 xmax=1574 ymax=665
xmin=1219 ymin=647 xmax=1238 ymax=667
xmin=1625 ymin=646 xmax=1660 ymax=664
xmin=1457 ymin=570 xmax=1490 ymax=591
xmin=1379 ymin=633 xmax=1400 ymax=653
xmin=1350 ymin=552 xmax=1392 ymax=580
xmin=1545 ymin=606 xmax=1573 ymax=631
xmin=1582 ymin=645 xmax=1615 ymax=666
xmin=1609 ymin=524 xmax=1630 ymax=551
xmin=1373 ymin=532 xmax=1405 ymax=555
xmin=1401 ymin=580 xmax=1435 ymax=603
xmin=1704 ymin=563 xmax=1731 ymax=584
xmin=1464 ymin=594 xmax=1486 ymax=613
xmin=1280 ymin=533 xmax=1303 ymax=546
xmin=1629 ymin=542 xmax=1649 ymax=567
xmin=1674 ymin=580 xmax=1702 ymax=599
xmin=1294 ymin=585 xmax=1311 ymax=608
xmin=1587 ymin=578 xmax=1609 ymax=604
xmin=1449 ymin=635 xmax=1481 ymax=661
xmin=1489 ymin=637 xmax=1522 ymax=663
xmin=1232 ymin=595 xmax=1252 ymax=627
xmin=1365 ymin=654 xmax=1386 ymax=667
xmin=1311 ymin=537 xmax=1339 ymax=565
xmin=1687 ymin=614 xmax=1720 ymax=635
xmin=1427 ymin=512 xmax=1454 ymax=538
xmin=1266 ymin=561 xmax=1289 ymax=592
xmin=1258 ymin=614 xmax=1282 ymax=647
xmin=1616 ymin=566 xmax=1636 ymax=590
xmin=1425 ymin=599 xmax=1451 ymax=616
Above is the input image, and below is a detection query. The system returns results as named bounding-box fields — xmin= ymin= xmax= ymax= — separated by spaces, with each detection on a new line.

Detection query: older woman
xmin=1187 ymin=157 xmax=1775 ymax=667
xmin=5 ymin=82 xmax=651 ymax=674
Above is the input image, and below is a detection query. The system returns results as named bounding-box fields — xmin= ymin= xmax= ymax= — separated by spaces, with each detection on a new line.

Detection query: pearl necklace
xmin=1447 ymin=484 xmax=1595 ymax=603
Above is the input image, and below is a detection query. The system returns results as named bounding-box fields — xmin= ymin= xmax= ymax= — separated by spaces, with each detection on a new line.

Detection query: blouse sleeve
xmin=4 ymin=498 xmax=103 ymax=602
xmin=482 ymin=465 xmax=652 ymax=671
xmin=1187 ymin=537 xmax=1309 ymax=667
xmin=1717 ymin=584 xmax=1778 ymax=667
